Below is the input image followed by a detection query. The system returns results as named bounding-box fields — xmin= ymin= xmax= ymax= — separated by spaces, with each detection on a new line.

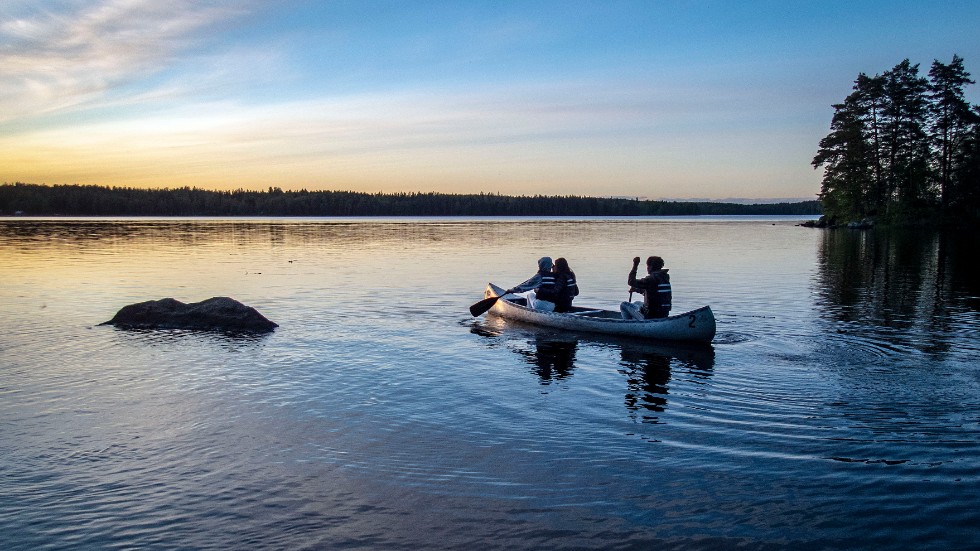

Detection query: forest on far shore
xmin=0 ymin=183 xmax=821 ymax=217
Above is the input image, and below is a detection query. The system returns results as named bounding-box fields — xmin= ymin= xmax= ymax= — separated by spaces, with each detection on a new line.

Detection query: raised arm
xmin=629 ymin=257 xmax=657 ymax=292
xmin=627 ymin=257 xmax=643 ymax=288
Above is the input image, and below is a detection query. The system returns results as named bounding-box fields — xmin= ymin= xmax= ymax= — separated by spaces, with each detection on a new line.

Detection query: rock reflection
xmin=106 ymin=326 xmax=273 ymax=351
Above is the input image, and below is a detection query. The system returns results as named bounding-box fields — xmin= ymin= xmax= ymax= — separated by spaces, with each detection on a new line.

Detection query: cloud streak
xmin=0 ymin=79 xmax=817 ymax=196
xmin=0 ymin=0 xmax=251 ymax=121
xmin=6 ymin=1 xmax=971 ymax=199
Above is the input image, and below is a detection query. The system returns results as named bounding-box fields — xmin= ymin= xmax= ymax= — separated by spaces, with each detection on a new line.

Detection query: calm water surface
xmin=1 ymin=217 xmax=978 ymax=550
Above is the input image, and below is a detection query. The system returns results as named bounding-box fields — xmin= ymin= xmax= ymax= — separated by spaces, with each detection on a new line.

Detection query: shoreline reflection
xmin=816 ymin=228 xmax=979 ymax=357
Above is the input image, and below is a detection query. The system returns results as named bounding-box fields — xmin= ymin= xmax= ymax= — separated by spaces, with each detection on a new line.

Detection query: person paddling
xmin=506 ymin=256 xmax=559 ymax=311
xmin=621 ymin=256 xmax=671 ymax=319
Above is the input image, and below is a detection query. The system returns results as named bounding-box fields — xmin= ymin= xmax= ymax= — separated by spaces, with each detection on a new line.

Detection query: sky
xmin=1 ymin=1 xmax=979 ymax=201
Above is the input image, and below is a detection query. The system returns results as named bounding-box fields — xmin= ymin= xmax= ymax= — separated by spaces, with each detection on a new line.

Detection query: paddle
xmin=469 ymin=290 xmax=509 ymax=317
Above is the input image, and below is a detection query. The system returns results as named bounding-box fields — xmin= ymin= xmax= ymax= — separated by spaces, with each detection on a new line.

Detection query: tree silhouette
xmin=814 ymin=56 xmax=980 ymax=226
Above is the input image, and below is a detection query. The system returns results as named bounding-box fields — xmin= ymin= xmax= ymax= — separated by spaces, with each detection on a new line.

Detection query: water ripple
xmin=3 ymin=219 xmax=979 ymax=550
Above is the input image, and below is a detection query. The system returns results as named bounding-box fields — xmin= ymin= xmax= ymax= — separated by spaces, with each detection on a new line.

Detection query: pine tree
xmin=928 ymin=55 xmax=976 ymax=213
xmin=814 ymin=57 xmax=978 ymax=226
xmin=812 ymin=92 xmax=875 ymax=221
xmin=880 ymin=60 xmax=932 ymax=215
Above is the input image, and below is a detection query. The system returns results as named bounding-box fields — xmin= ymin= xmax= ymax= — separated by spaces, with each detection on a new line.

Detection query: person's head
xmin=647 ymin=256 xmax=664 ymax=272
xmin=537 ymin=256 xmax=553 ymax=272
xmin=553 ymin=257 xmax=570 ymax=273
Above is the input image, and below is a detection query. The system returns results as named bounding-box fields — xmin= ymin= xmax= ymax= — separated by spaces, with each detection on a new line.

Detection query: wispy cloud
xmin=0 ymin=0 xmax=251 ymax=122
xmin=0 ymin=79 xmax=815 ymax=195
xmin=0 ymin=1 xmax=846 ymax=198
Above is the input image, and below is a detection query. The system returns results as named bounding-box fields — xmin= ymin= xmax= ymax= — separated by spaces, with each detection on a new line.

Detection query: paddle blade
xmin=469 ymin=295 xmax=500 ymax=317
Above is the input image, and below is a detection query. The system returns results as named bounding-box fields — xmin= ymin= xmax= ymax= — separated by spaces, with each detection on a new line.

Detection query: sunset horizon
xmin=2 ymin=1 xmax=978 ymax=201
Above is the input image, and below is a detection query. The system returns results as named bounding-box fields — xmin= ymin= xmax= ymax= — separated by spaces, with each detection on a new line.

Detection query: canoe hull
xmin=483 ymin=284 xmax=716 ymax=344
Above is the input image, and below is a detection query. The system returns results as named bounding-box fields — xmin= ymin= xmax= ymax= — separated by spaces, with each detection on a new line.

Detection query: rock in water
xmin=102 ymin=297 xmax=278 ymax=332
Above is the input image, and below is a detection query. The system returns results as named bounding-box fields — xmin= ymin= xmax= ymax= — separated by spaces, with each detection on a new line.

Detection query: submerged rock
xmin=102 ymin=297 xmax=278 ymax=332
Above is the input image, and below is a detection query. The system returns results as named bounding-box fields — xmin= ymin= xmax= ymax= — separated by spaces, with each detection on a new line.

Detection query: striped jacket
xmin=628 ymin=268 xmax=671 ymax=318
xmin=511 ymin=269 xmax=559 ymax=301
xmin=554 ymin=271 xmax=579 ymax=312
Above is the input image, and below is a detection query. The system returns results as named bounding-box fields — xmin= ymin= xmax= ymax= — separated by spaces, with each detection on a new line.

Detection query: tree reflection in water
xmin=816 ymin=228 xmax=979 ymax=356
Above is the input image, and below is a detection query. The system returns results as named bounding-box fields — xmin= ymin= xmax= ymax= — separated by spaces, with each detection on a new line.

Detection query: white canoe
xmin=482 ymin=283 xmax=716 ymax=344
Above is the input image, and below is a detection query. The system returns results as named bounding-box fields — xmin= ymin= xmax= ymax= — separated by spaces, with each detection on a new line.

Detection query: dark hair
xmin=554 ymin=257 xmax=571 ymax=273
xmin=647 ymin=256 xmax=664 ymax=270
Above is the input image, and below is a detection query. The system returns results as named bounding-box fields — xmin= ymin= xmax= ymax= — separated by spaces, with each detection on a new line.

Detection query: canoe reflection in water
xmin=470 ymin=316 xmax=579 ymax=384
xmin=515 ymin=336 xmax=578 ymax=384
xmin=619 ymin=340 xmax=714 ymax=424
xmin=470 ymin=316 xmax=714 ymax=422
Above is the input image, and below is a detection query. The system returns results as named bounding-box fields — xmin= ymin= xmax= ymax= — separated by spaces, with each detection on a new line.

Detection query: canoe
xmin=480 ymin=283 xmax=716 ymax=344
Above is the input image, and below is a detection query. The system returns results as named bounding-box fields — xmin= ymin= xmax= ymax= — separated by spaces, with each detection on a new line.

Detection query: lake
xmin=1 ymin=217 xmax=978 ymax=550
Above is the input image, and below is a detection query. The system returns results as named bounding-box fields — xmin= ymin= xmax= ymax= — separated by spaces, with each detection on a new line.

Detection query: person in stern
xmin=552 ymin=257 xmax=579 ymax=313
xmin=620 ymin=256 xmax=671 ymax=320
xmin=506 ymin=256 xmax=559 ymax=311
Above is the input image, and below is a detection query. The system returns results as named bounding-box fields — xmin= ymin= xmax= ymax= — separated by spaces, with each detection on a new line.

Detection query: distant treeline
xmin=0 ymin=183 xmax=821 ymax=217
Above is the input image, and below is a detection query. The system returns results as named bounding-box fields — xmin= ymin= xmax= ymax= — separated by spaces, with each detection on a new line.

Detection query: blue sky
xmin=1 ymin=0 xmax=978 ymax=200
